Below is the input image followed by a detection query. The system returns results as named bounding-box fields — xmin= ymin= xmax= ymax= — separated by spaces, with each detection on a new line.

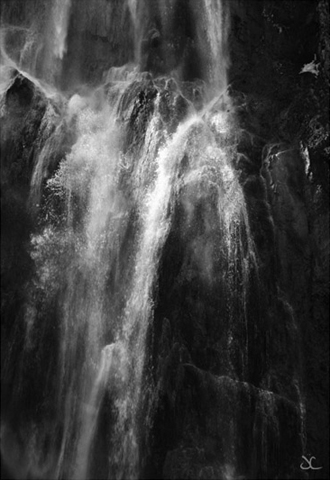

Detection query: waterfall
xmin=52 ymin=0 xmax=72 ymax=60
xmin=195 ymin=0 xmax=230 ymax=92
xmin=1 ymin=1 xmax=308 ymax=479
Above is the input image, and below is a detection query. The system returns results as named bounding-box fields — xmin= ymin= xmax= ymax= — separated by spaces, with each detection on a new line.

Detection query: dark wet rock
xmin=146 ymin=149 xmax=305 ymax=475
xmin=1 ymin=72 xmax=48 ymax=184
xmin=0 ymin=71 xmax=67 ymax=425
xmin=1 ymin=71 xmax=71 ymax=212
xmin=261 ymin=143 xmax=329 ymax=477
xmin=115 ymin=77 xmax=158 ymax=153
xmin=226 ymin=4 xmax=329 ymax=475
xmin=116 ymin=75 xmax=191 ymax=154
xmin=1 ymin=71 xmax=47 ymax=421
xmin=144 ymin=2 xmax=329 ymax=479
xmin=157 ymin=80 xmax=191 ymax=132
xmin=60 ymin=0 xmax=134 ymax=88
xmin=160 ymin=366 xmax=304 ymax=480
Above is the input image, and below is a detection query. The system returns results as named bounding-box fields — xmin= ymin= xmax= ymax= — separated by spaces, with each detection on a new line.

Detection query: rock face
xmin=1 ymin=72 xmax=50 ymax=380
xmin=161 ymin=370 xmax=303 ymax=479
xmin=227 ymin=1 xmax=329 ymax=477
xmin=1 ymin=71 xmax=60 ymax=428
xmin=0 ymin=1 xmax=329 ymax=480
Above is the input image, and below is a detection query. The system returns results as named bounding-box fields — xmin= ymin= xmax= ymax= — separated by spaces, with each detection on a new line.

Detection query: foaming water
xmin=20 ymin=76 xmax=256 ymax=478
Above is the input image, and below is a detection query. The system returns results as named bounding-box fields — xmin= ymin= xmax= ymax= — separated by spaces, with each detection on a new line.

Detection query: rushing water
xmin=1 ymin=1 xmax=305 ymax=479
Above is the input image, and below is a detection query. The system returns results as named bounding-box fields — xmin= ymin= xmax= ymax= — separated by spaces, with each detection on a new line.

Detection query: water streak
xmin=52 ymin=0 xmax=72 ymax=60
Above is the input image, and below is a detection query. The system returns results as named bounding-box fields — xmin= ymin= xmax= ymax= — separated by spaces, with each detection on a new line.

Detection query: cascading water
xmin=1 ymin=1 xmax=309 ymax=479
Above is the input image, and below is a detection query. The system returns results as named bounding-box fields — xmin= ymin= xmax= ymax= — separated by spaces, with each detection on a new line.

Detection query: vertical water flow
xmin=111 ymin=114 xmax=207 ymax=479
xmin=24 ymin=90 xmax=127 ymax=478
xmin=72 ymin=345 xmax=117 ymax=480
xmin=52 ymin=95 xmax=129 ymax=479
xmin=3 ymin=0 xmax=258 ymax=478
xmin=127 ymin=0 xmax=141 ymax=64
xmin=38 ymin=0 xmax=72 ymax=83
xmin=193 ymin=0 xmax=229 ymax=94
xmin=42 ymin=92 xmax=199 ymax=480
xmin=106 ymin=0 xmax=254 ymax=471
xmin=52 ymin=0 xmax=72 ymax=60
